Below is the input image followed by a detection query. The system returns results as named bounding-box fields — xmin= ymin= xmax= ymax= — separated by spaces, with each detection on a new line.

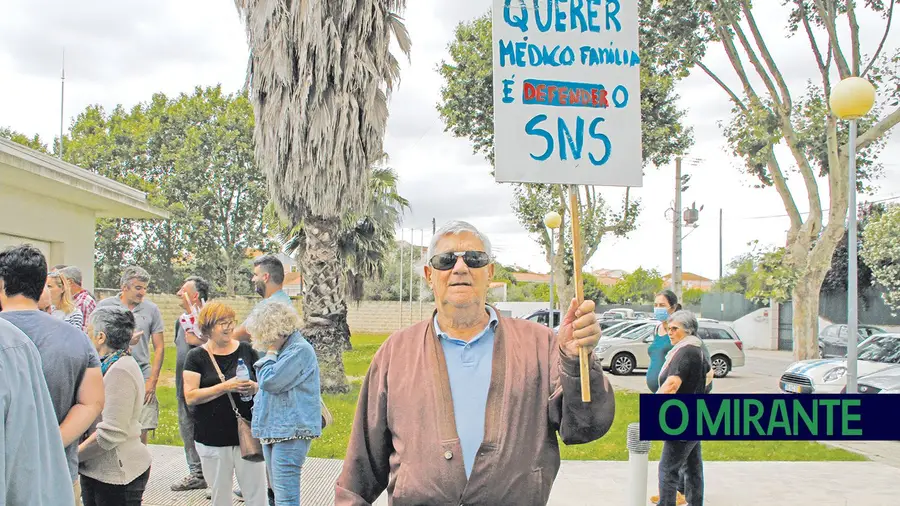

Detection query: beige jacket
xmin=335 ymin=314 xmax=616 ymax=505
xmin=79 ymin=356 xmax=152 ymax=485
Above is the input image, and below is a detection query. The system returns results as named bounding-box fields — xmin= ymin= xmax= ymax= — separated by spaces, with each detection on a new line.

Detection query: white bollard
xmin=627 ymin=422 xmax=652 ymax=506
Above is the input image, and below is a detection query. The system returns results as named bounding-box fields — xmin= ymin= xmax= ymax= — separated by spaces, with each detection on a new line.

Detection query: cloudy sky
xmin=1 ymin=0 xmax=898 ymax=281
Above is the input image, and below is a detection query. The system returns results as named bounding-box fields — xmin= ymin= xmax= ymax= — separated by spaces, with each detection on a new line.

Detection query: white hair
xmin=426 ymin=220 xmax=493 ymax=260
xmin=245 ymin=301 xmax=301 ymax=352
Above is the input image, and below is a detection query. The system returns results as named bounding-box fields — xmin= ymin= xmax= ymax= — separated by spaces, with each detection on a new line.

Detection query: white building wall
xmin=0 ymin=184 xmax=96 ymax=290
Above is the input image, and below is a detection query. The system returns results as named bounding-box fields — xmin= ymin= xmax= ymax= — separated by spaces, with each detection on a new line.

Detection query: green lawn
xmin=149 ymin=334 xmax=864 ymax=462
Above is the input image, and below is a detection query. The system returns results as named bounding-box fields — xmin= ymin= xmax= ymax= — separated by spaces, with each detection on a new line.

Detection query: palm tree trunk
xmin=302 ymin=214 xmax=350 ymax=394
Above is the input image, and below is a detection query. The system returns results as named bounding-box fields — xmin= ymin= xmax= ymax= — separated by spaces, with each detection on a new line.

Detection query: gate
xmin=777 ymin=302 xmax=793 ymax=351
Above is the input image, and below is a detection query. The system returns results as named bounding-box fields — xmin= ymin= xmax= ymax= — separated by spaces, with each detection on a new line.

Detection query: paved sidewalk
xmin=146 ymin=445 xmax=897 ymax=505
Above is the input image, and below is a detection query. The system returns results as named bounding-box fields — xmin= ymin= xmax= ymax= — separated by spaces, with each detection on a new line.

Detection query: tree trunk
xmin=551 ymin=246 xmax=574 ymax=311
xmin=301 ymin=214 xmax=350 ymax=394
xmin=224 ymin=253 xmax=236 ymax=296
xmin=790 ymin=235 xmax=840 ymax=361
xmin=790 ymin=276 xmax=821 ymax=361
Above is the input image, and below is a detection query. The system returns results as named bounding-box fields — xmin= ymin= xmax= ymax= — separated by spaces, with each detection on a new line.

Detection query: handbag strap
xmin=203 ymin=345 xmax=243 ymax=419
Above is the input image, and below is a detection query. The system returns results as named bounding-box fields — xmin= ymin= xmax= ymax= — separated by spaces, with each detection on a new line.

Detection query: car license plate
xmin=783 ymin=382 xmax=802 ymax=393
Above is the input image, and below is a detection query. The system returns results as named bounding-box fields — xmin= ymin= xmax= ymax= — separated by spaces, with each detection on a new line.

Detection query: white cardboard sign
xmin=492 ymin=0 xmax=642 ymax=187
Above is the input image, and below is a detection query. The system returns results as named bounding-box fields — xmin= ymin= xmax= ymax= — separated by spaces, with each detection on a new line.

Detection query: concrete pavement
xmin=604 ymin=349 xmax=795 ymax=394
xmin=606 ymin=349 xmax=900 ymax=469
xmin=145 ymin=445 xmax=897 ymax=505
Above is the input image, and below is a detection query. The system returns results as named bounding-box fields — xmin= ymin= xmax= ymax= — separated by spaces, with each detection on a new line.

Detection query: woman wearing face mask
xmin=646 ymin=290 xmax=680 ymax=394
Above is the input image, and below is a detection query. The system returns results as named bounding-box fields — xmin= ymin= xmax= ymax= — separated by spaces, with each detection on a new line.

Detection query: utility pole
xmin=719 ymin=208 xmax=723 ymax=281
xmin=719 ymin=208 xmax=725 ymax=319
xmin=673 ymin=156 xmax=683 ymax=301
xmin=408 ymin=227 xmax=414 ymax=325
xmin=59 ymin=50 xmax=65 ymax=160
xmin=419 ymin=228 xmax=424 ymax=317
xmin=398 ymin=228 xmax=403 ymax=328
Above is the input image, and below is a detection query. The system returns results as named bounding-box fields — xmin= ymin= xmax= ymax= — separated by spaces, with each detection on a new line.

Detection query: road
xmin=605 ymin=349 xmax=794 ymax=394
xmin=605 ymin=349 xmax=900 ymax=468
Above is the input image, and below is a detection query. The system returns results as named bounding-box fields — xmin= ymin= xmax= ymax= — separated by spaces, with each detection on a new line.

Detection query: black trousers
xmin=658 ymin=441 xmax=703 ymax=506
xmin=80 ymin=467 xmax=150 ymax=506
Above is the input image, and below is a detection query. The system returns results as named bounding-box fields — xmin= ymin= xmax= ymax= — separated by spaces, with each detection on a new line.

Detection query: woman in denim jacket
xmin=245 ymin=301 xmax=322 ymax=506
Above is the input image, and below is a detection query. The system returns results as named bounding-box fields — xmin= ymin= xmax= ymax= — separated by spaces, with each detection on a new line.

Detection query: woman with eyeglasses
xmin=183 ymin=302 xmax=267 ymax=506
xmin=655 ymin=310 xmax=710 ymax=506
xmin=648 ymin=293 xmax=712 ymax=506
xmin=47 ymin=270 xmax=84 ymax=329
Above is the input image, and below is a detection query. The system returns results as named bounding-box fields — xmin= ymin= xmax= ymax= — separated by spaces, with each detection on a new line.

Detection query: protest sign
xmin=492 ymin=0 xmax=642 ymax=187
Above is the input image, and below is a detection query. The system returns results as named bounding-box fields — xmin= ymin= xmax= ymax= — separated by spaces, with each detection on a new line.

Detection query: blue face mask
xmin=654 ymin=308 xmax=669 ymax=321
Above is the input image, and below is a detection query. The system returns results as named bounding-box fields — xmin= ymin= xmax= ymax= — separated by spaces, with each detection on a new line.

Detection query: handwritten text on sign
xmin=492 ymin=0 xmax=642 ymax=186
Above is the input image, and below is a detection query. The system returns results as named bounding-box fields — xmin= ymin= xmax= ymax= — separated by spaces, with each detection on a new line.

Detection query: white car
xmin=779 ymin=333 xmax=900 ymax=394
xmin=593 ymin=321 xmax=746 ymax=377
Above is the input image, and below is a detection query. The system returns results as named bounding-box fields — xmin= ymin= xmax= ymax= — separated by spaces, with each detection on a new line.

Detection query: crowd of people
xmin=1 ymin=219 xmax=710 ymax=506
xmin=0 ymin=246 xmax=322 ymax=506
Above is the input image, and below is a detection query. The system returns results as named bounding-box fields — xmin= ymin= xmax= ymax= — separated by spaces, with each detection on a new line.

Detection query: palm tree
xmin=266 ymin=159 xmax=409 ymax=351
xmin=235 ymin=0 xmax=410 ymax=393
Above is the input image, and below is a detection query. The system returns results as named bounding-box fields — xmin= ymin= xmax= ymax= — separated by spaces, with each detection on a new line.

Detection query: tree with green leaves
xmin=606 ymin=268 xmax=665 ymax=305
xmin=61 ymin=87 xmax=272 ymax=295
xmin=652 ymin=0 xmax=899 ymax=359
xmin=862 ymin=204 xmax=900 ymax=311
xmin=267 ymin=157 xmax=410 ymax=347
xmin=682 ymin=287 xmax=705 ymax=306
xmin=436 ymin=9 xmax=692 ymax=305
xmin=582 ymin=273 xmax=606 ymax=305
xmin=0 ymin=127 xmax=49 ymax=153
xmin=713 ymin=252 xmax=757 ymax=294
xmin=235 ymin=0 xmax=412 ymax=393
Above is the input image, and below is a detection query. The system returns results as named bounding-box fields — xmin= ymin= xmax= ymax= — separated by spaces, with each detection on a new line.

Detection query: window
xmin=696 ymin=328 xmax=711 ymax=340
xmin=706 ymin=328 xmax=734 ymax=340
xmin=823 ymin=325 xmax=840 ymax=338
xmin=858 ymin=336 xmax=900 ymax=364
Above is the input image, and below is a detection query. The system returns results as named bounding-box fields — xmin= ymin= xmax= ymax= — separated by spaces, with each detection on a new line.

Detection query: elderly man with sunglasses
xmin=336 ymin=221 xmax=615 ymax=505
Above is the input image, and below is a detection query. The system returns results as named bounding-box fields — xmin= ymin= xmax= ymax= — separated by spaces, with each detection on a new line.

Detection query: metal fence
xmin=819 ymin=286 xmax=900 ymax=326
xmin=700 ymin=292 xmax=764 ymax=322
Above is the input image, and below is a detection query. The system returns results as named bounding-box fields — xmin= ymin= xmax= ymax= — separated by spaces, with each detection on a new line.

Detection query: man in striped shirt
xmin=60 ymin=267 xmax=95 ymax=331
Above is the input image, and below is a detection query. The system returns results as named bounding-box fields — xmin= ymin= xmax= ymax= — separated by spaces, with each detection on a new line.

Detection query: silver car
xmin=594 ymin=321 xmax=746 ymax=377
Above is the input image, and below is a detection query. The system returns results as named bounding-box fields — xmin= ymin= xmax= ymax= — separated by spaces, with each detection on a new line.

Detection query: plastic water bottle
xmin=236 ymin=358 xmax=252 ymax=401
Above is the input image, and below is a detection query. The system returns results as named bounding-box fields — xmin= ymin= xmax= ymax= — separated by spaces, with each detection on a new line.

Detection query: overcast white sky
xmin=1 ymin=0 xmax=897 ymax=280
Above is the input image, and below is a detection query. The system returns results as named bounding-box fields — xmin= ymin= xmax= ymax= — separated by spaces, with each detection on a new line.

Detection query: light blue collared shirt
xmin=265 ymin=289 xmax=292 ymax=306
xmin=433 ymin=306 xmax=499 ymax=478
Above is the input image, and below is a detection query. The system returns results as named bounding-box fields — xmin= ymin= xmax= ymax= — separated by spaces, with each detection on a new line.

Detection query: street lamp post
xmin=544 ymin=211 xmax=562 ymax=328
xmin=829 ymin=76 xmax=876 ymax=394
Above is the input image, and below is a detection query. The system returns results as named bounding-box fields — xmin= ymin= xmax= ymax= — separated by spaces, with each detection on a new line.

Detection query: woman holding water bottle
xmin=183 ymin=302 xmax=267 ymax=506
xmin=245 ymin=300 xmax=322 ymax=506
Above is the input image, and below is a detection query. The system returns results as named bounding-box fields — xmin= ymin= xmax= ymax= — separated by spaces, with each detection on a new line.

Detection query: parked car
xmin=593 ymin=321 xmax=745 ymax=377
xmin=840 ymin=365 xmax=900 ymax=394
xmin=604 ymin=308 xmax=635 ymax=319
xmin=779 ymin=333 xmax=900 ymax=394
xmin=552 ymin=319 xmax=645 ymax=335
xmin=818 ymin=324 xmax=887 ymax=358
xmin=601 ymin=311 xmax=626 ymax=320
xmin=633 ymin=311 xmax=651 ymax=320
xmin=603 ymin=320 xmax=653 ymax=338
xmin=522 ymin=309 xmax=561 ymax=328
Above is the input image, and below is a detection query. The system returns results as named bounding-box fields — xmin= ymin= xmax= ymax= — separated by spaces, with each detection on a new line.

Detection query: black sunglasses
xmin=429 ymin=251 xmax=491 ymax=271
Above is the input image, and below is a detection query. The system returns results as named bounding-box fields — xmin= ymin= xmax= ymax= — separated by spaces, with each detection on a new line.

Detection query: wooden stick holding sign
xmin=490 ymin=1 xmax=642 ymax=403
xmin=568 ymin=185 xmax=591 ymax=403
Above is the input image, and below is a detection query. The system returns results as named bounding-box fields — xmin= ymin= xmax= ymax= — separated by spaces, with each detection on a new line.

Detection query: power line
xmin=731 ymin=194 xmax=900 ymax=221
